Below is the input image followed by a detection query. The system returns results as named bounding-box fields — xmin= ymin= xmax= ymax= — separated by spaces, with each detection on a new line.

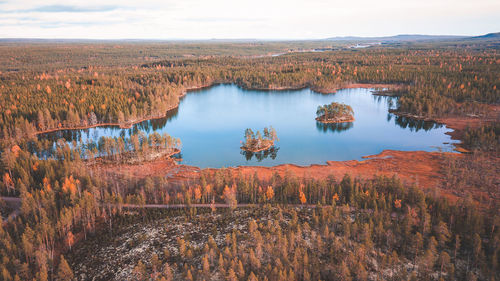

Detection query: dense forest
xmin=0 ymin=39 xmax=498 ymax=280
xmin=0 ymin=145 xmax=498 ymax=280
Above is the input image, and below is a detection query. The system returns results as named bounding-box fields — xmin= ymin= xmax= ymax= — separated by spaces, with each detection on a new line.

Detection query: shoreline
xmin=95 ymin=149 xmax=467 ymax=203
xmin=244 ymin=83 xmax=399 ymax=94
xmin=389 ymin=107 xmax=500 ymax=152
xmin=90 ymin=148 xmax=181 ymax=165
xmin=240 ymin=140 xmax=274 ymax=153
xmin=311 ymin=83 xmax=400 ymax=94
xmin=32 ymin=83 xmax=399 ymax=136
xmin=31 ymin=81 xmax=497 ymax=156
xmin=315 ymin=116 xmax=355 ymax=123
xmin=32 ymin=84 xmax=213 ymax=136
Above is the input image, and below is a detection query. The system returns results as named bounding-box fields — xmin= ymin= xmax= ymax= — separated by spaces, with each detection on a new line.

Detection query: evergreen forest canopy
xmin=316 ymin=102 xmax=354 ymax=123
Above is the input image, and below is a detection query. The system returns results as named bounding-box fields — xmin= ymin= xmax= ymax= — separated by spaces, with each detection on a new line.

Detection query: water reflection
xmin=39 ymin=104 xmax=442 ymax=143
xmin=393 ymin=115 xmax=444 ymax=132
xmin=240 ymin=146 xmax=280 ymax=162
xmin=372 ymin=94 xmax=397 ymax=110
xmin=316 ymin=121 xmax=354 ymax=133
xmin=131 ymin=107 xmax=179 ymax=134
xmin=34 ymin=86 xmax=457 ymax=168
xmin=171 ymin=152 xmax=183 ymax=160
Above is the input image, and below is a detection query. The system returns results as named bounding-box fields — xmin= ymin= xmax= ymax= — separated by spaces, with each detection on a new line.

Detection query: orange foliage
xmin=223 ymin=184 xmax=237 ymax=208
xmin=43 ymin=177 xmax=52 ymax=193
xmin=194 ymin=186 xmax=202 ymax=201
xmin=299 ymin=191 xmax=306 ymax=204
xmin=11 ymin=145 xmax=20 ymax=157
xmin=223 ymin=185 xmax=230 ymax=197
xmin=265 ymin=186 xmax=274 ymax=201
xmin=62 ymin=175 xmax=79 ymax=197
xmin=332 ymin=193 xmax=339 ymax=202
xmin=66 ymin=231 xmax=75 ymax=249
xmin=394 ymin=199 xmax=402 ymax=209
xmin=204 ymin=184 xmax=212 ymax=196
xmin=3 ymin=173 xmax=13 ymax=187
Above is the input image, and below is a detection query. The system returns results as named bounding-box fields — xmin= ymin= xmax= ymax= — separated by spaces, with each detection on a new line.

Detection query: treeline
xmin=462 ymin=124 xmax=499 ymax=152
xmin=0 ymin=45 xmax=498 ymax=144
xmin=0 ymin=67 xmax=192 ymax=141
xmin=30 ymin=131 xmax=181 ymax=163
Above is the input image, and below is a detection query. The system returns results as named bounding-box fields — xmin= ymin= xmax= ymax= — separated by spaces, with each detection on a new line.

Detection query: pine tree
xmin=133 ymin=260 xmax=146 ymax=281
xmin=162 ymin=263 xmax=173 ymax=281
xmin=248 ymin=271 xmax=258 ymax=281
xmin=56 ymin=255 xmax=74 ymax=281
xmin=202 ymin=254 xmax=210 ymax=276
xmin=439 ymin=251 xmax=451 ymax=278
xmin=337 ymin=261 xmax=352 ymax=281
xmin=472 ymin=233 xmax=482 ymax=265
xmin=237 ymin=260 xmax=245 ymax=278
xmin=227 ymin=268 xmax=238 ymax=281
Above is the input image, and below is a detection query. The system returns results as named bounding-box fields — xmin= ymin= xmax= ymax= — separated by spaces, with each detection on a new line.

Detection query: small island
xmin=241 ymin=126 xmax=278 ymax=153
xmin=316 ymin=102 xmax=355 ymax=123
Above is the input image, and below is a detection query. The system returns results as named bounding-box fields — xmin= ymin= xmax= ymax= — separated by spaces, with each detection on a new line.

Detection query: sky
xmin=0 ymin=0 xmax=499 ymax=39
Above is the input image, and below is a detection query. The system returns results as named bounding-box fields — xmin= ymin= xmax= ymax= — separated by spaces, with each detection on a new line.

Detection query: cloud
xmin=0 ymin=18 xmax=125 ymax=28
xmin=2 ymin=4 xmax=120 ymax=13
xmin=180 ymin=17 xmax=267 ymax=23
xmin=25 ymin=5 xmax=119 ymax=13
xmin=0 ymin=0 xmax=498 ymax=39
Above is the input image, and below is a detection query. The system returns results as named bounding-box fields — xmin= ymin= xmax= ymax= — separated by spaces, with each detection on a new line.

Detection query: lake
xmin=38 ymin=84 xmax=458 ymax=168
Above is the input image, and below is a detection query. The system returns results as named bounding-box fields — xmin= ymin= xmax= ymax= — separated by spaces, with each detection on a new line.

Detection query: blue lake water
xmin=38 ymin=84 xmax=458 ymax=168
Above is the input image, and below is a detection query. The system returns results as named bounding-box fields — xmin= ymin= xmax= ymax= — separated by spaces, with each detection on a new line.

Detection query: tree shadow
xmin=240 ymin=146 xmax=280 ymax=162
xmin=315 ymin=121 xmax=353 ymax=133
xmin=393 ymin=115 xmax=443 ymax=132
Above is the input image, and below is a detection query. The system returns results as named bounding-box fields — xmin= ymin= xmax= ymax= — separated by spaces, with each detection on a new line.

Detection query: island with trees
xmin=316 ymin=102 xmax=355 ymax=123
xmin=241 ymin=127 xmax=278 ymax=153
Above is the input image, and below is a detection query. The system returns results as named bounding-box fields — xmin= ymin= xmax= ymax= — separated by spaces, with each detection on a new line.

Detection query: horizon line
xmin=0 ymin=32 xmax=497 ymax=42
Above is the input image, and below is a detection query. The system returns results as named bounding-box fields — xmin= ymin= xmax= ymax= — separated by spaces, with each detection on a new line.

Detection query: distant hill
xmin=325 ymin=34 xmax=468 ymax=42
xmin=470 ymin=32 xmax=500 ymax=39
xmin=0 ymin=32 xmax=497 ymax=43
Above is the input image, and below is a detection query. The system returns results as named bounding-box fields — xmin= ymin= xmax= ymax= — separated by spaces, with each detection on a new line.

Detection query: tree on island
xmin=316 ymin=102 xmax=354 ymax=123
xmin=242 ymin=126 xmax=278 ymax=152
